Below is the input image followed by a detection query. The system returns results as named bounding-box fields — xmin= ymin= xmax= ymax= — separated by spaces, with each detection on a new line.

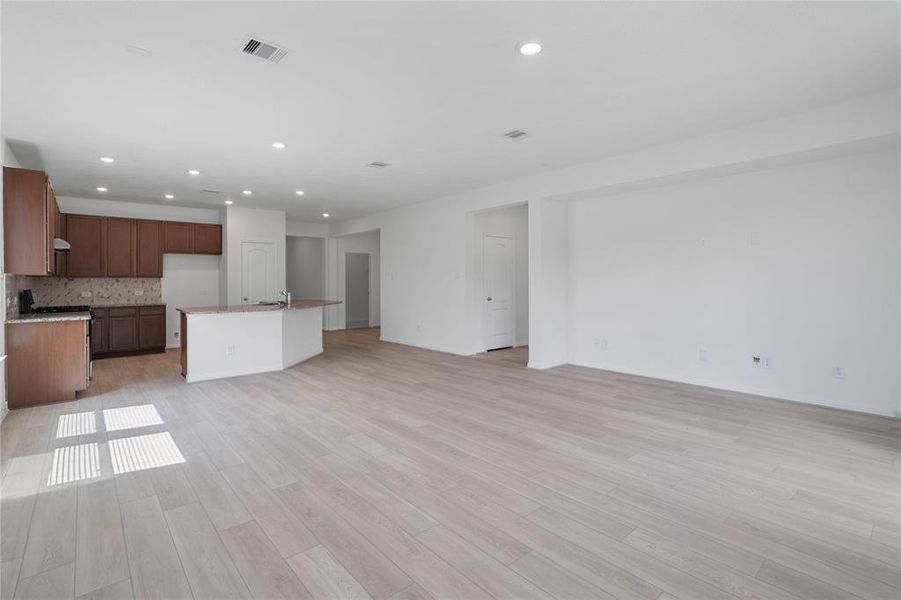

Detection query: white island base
xmin=178 ymin=301 xmax=337 ymax=383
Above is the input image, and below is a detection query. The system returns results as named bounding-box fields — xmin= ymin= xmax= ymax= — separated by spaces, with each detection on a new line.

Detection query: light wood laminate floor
xmin=1 ymin=328 xmax=899 ymax=600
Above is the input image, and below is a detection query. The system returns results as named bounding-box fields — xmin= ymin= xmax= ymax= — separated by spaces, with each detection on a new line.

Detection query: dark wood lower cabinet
xmin=108 ymin=308 xmax=139 ymax=352
xmin=6 ymin=320 xmax=90 ymax=408
xmin=92 ymin=304 xmax=167 ymax=358
xmin=91 ymin=309 xmax=109 ymax=354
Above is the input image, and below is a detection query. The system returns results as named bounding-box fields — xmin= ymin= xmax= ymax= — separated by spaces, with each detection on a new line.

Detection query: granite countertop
xmin=90 ymin=302 xmax=165 ymax=307
xmin=7 ymin=312 xmax=92 ymax=324
xmin=178 ymin=299 xmax=340 ymax=315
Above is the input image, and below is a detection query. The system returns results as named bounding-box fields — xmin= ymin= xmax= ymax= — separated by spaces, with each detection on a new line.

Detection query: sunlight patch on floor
xmin=56 ymin=411 xmax=97 ymax=439
xmin=103 ymin=404 xmax=164 ymax=432
xmin=47 ymin=442 xmax=101 ymax=485
xmin=109 ymin=431 xmax=185 ymax=475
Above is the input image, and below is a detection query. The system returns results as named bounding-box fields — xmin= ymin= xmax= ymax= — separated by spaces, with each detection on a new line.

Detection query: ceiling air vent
xmin=503 ymin=129 xmax=529 ymax=140
xmin=201 ymin=189 xmax=221 ymax=195
xmin=368 ymin=161 xmax=390 ymax=168
xmin=242 ymin=38 xmax=288 ymax=63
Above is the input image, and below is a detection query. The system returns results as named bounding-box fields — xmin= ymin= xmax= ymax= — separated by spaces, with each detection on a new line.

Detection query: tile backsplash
xmin=5 ymin=274 xmax=35 ymax=318
xmin=27 ymin=277 xmax=162 ymax=307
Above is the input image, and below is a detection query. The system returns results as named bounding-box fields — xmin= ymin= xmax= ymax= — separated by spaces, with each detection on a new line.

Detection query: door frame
xmin=343 ymin=251 xmax=372 ymax=328
xmin=482 ymin=233 xmax=516 ymax=352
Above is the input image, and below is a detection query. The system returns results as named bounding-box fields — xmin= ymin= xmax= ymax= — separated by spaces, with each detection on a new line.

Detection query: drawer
xmin=92 ymin=308 xmax=109 ymax=318
xmin=139 ymin=305 xmax=166 ymax=316
xmin=108 ymin=307 xmax=138 ymax=318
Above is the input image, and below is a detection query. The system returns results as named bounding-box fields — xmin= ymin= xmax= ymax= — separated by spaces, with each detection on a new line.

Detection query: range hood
xmin=53 ymin=238 xmax=71 ymax=252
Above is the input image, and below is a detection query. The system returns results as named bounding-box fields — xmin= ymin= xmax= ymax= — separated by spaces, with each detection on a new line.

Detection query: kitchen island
xmin=177 ymin=299 xmax=339 ymax=383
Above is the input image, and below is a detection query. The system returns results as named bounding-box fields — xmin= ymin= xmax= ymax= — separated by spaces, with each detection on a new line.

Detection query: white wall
xmin=57 ymin=196 xmax=220 ymax=223
xmin=287 ymin=220 xmax=328 ymax=238
xmin=222 ymin=206 xmax=286 ymax=305
xmin=472 ymin=205 xmax=528 ymax=348
xmin=528 ymin=197 xmax=570 ymax=369
xmin=567 ymin=149 xmax=899 ymax=417
xmin=286 ymin=236 xmax=325 ymax=299
xmin=162 ymin=254 xmax=220 ymax=347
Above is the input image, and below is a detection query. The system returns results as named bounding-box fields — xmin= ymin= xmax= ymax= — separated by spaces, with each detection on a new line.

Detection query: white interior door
xmin=484 ymin=235 xmax=515 ymax=350
xmin=242 ymin=242 xmax=276 ymax=304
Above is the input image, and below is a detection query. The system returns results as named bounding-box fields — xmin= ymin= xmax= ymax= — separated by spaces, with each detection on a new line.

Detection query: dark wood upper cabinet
xmin=3 ymin=166 xmax=55 ymax=276
xmin=106 ymin=217 xmax=136 ymax=277
xmin=164 ymin=221 xmax=194 ymax=254
xmin=193 ymin=223 xmax=222 ymax=255
xmin=135 ymin=220 xmax=163 ymax=277
xmin=65 ymin=214 xmax=106 ymax=277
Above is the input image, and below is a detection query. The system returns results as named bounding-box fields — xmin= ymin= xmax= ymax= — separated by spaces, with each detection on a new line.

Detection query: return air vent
xmin=201 ymin=189 xmax=220 ymax=195
xmin=368 ymin=161 xmax=390 ymax=168
xmin=241 ymin=38 xmax=288 ymax=63
xmin=503 ymin=129 xmax=529 ymax=140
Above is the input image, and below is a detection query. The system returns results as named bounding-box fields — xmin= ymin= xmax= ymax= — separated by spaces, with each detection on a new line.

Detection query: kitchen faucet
xmin=279 ymin=289 xmax=292 ymax=308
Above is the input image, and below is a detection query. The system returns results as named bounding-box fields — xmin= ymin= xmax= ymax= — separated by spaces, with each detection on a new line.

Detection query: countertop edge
xmin=7 ymin=312 xmax=92 ymax=324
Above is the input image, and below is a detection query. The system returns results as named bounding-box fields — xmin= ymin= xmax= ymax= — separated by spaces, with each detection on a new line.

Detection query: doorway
xmin=471 ymin=203 xmax=528 ymax=356
xmin=286 ymin=236 xmax=325 ymax=300
xmin=241 ymin=241 xmax=276 ymax=304
xmin=344 ymin=252 xmax=371 ymax=328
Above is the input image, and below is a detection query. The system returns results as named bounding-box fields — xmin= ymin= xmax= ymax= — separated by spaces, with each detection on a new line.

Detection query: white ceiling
xmin=2 ymin=1 xmax=898 ymax=221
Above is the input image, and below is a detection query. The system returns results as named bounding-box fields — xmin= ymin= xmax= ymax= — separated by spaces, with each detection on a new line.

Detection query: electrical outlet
xmin=832 ymin=366 xmax=846 ymax=379
xmin=416 ymin=323 xmax=422 ymax=333
xmin=80 ymin=291 xmax=92 ymax=298
xmin=698 ymin=348 xmax=708 ymax=362
xmin=134 ymin=289 xmax=144 ymax=296
xmin=226 ymin=344 xmax=235 ymax=356
xmin=752 ymin=355 xmax=771 ymax=368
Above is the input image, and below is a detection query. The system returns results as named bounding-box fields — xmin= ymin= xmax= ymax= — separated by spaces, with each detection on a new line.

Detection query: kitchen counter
xmin=178 ymin=299 xmax=339 ymax=382
xmin=7 ymin=311 xmax=92 ymax=324
xmin=177 ymin=299 xmax=339 ymax=315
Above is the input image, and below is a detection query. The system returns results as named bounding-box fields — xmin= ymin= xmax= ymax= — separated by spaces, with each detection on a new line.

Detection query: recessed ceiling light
xmin=224 ymin=200 xmax=233 ymax=205
xmin=295 ymin=190 xmax=305 ymax=196
xmin=164 ymin=194 xmax=174 ymax=200
xmin=321 ymin=213 xmax=330 ymax=218
xmin=272 ymin=142 xmax=286 ymax=149
xmin=517 ymin=41 xmax=542 ymax=56
xmin=100 ymin=157 xmax=115 ymax=164
xmin=242 ymin=190 xmax=252 ymax=195
xmin=96 ymin=187 xmax=108 ymax=193
xmin=188 ymin=169 xmax=200 ymax=176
